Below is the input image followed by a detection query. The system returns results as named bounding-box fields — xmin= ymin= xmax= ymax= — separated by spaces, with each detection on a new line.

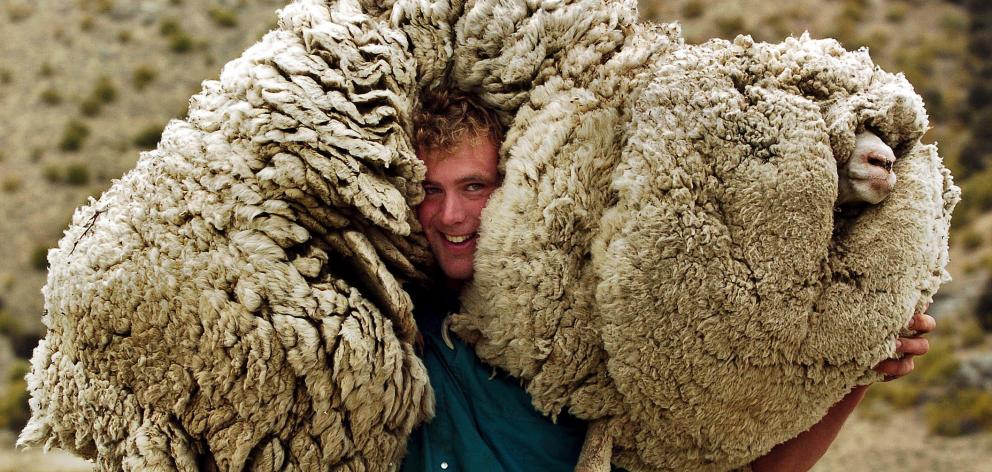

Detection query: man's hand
xmin=751 ymin=310 xmax=936 ymax=471
xmin=873 ymin=312 xmax=936 ymax=381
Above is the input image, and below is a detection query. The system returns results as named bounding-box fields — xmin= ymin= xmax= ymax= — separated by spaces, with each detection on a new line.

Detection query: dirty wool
xmin=20 ymin=1 xmax=959 ymax=471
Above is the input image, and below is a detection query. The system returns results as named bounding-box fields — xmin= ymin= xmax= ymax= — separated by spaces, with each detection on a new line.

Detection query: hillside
xmin=1 ymin=0 xmax=989 ymax=470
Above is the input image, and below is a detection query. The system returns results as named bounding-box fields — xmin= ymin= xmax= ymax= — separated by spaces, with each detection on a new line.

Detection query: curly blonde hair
xmin=412 ymin=89 xmax=503 ymax=156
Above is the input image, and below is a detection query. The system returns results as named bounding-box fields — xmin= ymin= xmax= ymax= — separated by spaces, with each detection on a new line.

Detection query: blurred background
xmin=0 ymin=0 xmax=989 ymax=470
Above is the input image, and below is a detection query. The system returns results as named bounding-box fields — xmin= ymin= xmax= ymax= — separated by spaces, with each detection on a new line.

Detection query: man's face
xmin=416 ymin=133 xmax=500 ymax=286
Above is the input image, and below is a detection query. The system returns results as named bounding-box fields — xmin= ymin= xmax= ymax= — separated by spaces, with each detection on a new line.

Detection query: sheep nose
xmin=836 ymin=131 xmax=898 ymax=206
xmin=854 ymin=132 xmax=895 ymax=172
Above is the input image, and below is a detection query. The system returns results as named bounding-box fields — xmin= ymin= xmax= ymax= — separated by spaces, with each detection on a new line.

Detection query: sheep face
xmin=837 ymin=131 xmax=898 ymax=206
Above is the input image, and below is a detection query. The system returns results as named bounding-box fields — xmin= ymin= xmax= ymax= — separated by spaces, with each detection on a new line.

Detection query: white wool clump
xmin=19 ymin=1 xmax=959 ymax=471
xmin=19 ymin=1 xmax=433 ymax=469
xmin=433 ymin=2 xmax=958 ymax=471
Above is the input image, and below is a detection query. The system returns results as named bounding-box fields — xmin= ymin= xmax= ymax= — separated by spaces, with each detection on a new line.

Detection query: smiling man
xmin=400 ymin=90 xmax=934 ymax=472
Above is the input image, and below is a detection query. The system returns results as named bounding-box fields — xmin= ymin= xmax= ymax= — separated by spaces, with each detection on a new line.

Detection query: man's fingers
xmin=909 ymin=313 xmax=936 ymax=334
xmin=874 ymin=356 xmax=915 ymax=379
xmin=896 ymin=337 xmax=930 ymax=356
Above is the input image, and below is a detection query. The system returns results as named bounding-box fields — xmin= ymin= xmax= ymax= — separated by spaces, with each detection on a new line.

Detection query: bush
xmin=959 ymin=318 xmax=986 ymax=348
xmin=81 ymin=15 xmax=95 ymax=31
xmin=0 ymin=359 xmax=30 ymax=431
xmin=5 ymin=2 xmax=34 ymax=22
xmin=976 ymin=279 xmax=992 ymax=332
xmin=0 ymin=68 xmax=11 ymax=84
xmin=941 ymin=11 xmax=969 ymax=34
xmin=169 ymin=32 xmax=194 ymax=53
xmin=42 ymin=164 xmax=61 ymax=183
xmin=715 ymin=14 xmax=745 ymax=39
xmin=885 ymin=3 xmax=908 ymax=22
xmin=117 ymin=29 xmax=132 ymax=43
xmin=925 ymin=388 xmax=992 ymax=436
xmin=30 ymin=245 xmax=49 ymax=271
xmin=681 ymin=0 xmax=703 ymax=19
xmin=133 ymin=125 xmax=163 ymax=149
xmin=159 ymin=18 xmax=181 ymax=36
xmin=80 ymin=96 xmax=102 ymax=116
xmin=40 ymin=87 xmax=62 ymax=106
xmin=1 ymin=175 xmax=22 ymax=193
xmin=39 ymin=62 xmax=54 ymax=77
xmin=64 ymin=163 xmax=91 ymax=186
xmin=208 ymin=6 xmax=238 ymax=28
xmin=93 ymin=76 xmax=118 ymax=103
xmin=59 ymin=119 xmax=90 ymax=152
xmin=132 ymin=65 xmax=158 ymax=91
xmin=959 ymin=228 xmax=985 ymax=251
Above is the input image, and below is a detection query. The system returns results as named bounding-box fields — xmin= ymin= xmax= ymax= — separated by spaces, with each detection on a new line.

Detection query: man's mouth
xmin=443 ymin=232 xmax=477 ymax=244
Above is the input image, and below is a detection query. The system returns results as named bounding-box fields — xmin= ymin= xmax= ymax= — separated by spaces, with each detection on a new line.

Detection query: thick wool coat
xmin=20 ymin=1 xmax=959 ymax=471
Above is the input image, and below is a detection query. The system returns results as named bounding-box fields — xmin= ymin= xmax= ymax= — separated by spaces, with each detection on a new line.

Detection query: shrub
xmin=40 ymin=87 xmax=62 ymax=105
xmin=117 ymin=30 xmax=132 ymax=43
xmin=1 ymin=175 xmax=22 ymax=193
xmin=925 ymin=388 xmax=992 ymax=436
xmin=208 ymin=6 xmax=238 ymax=28
xmin=79 ymin=0 xmax=114 ymax=14
xmin=958 ymin=169 xmax=992 ymax=219
xmin=681 ymin=0 xmax=704 ymax=19
xmin=5 ymin=2 xmax=34 ymax=22
xmin=81 ymin=15 xmax=95 ymax=31
xmin=30 ymin=147 xmax=44 ymax=162
xmin=0 ymin=68 xmax=11 ymax=84
xmin=885 ymin=3 xmax=908 ymax=22
xmin=132 ymin=65 xmax=158 ymax=91
xmin=80 ymin=96 xmax=102 ymax=116
xmin=959 ymin=228 xmax=984 ymax=251
xmin=0 ymin=359 xmax=31 ymax=431
xmin=940 ymin=11 xmax=969 ymax=34
xmin=959 ymin=318 xmax=986 ymax=349
xmin=838 ymin=0 xmax=866 ymax=24
xmin=159 ymin=18 xmax=181 ymax=36
xmin=93 ymin=76 xmax=118 ymax=103
xmin=715 ymin=14 xmax=745 ymax=39
xmin=133 ymin=125 xmax=163 ymax=149
xmin=170 ymin=32 xmax=194 ymax=53
xmin=59 ymin=118 xmax=90 ymax=152
xmin=42 ymin=164 xmax=61 ymax=183
xmin=976 ymin=278 xmax=992 ymax=332
xmin=30 ymin=245 xmax=49 ymax=271
xmin=64 ymin=163 xmax=91 ymax=186
xmin=39 ymin=62 xmax=54 ymax=77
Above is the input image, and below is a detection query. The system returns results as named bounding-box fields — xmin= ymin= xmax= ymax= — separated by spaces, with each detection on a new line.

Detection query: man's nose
xmin=439 ymin=194 xmax=467 ymax=226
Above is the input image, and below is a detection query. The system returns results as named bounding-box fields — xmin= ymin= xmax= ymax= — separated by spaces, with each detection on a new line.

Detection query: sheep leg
xmin=575 ymin=418 xmax=613 ymax=472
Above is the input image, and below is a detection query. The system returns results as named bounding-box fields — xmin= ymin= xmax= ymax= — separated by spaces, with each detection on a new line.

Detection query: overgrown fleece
xmin=19 ymin=1 xmax=958 ymax=471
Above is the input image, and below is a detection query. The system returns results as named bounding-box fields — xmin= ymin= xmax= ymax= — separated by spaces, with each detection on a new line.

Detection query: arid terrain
xmin=0 ymin=0 xmax=989 ymax=470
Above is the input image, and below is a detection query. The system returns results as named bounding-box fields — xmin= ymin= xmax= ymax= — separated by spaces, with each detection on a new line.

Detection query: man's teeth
xmin=444 ymin=233 xmax=474 ymax=243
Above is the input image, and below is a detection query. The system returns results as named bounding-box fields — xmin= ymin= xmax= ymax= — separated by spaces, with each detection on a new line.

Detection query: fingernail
xmin=896 ymin=339 xmax=903 ymax=349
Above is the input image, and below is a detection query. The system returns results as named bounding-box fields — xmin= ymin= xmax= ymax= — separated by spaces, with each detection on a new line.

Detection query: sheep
xmin=18 ymin=1 xmax=435 ymax=470
xmin=18 ymin=0 xmax=959 ymax=471
xmin=441 ymin=4 xmax=960 ymax=472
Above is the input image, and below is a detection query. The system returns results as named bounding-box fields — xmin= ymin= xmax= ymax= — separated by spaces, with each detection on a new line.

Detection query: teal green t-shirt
xmin=401 ymin=289 xmax=589 ymax=472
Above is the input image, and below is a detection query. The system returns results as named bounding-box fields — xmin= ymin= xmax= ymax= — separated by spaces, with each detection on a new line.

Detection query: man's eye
xmin=466 ymin=183 xmax=484 ymax=192
xmin=423 ymin=186 xmax=441 ymax=195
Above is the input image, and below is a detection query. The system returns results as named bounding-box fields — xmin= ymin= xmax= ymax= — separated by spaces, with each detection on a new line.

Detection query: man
xmin=401 ymin=91 xmax=934 ymax=471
